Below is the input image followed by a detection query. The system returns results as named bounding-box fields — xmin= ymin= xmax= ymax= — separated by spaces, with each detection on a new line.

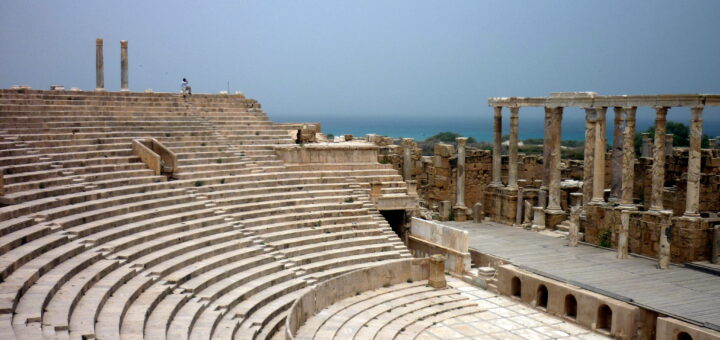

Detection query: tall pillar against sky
xmin=455 ymin=137 xmax=468 ymax=208
xmin=591 ymin=107 xmax=607 ymax=204
xmin=491 ymin=106 xmax=503 ymax=187
xmin=95 ymin=38 xmax=104 ymax=91
xmin=507 ymin=107 xmax=520 ymax=190
xmin=650 ymin=107 xmax=668 ymax=211
xmin=542 ymin=107 xmax=552 ymax=190
xmin=684 ymin=106 xmax=703 ymax=217
xmin=620 ymin=107 xmax=637 ymax=208
xmin=120 ymin=40 xmax=129 ymax=91
xmin=546 ymin=106 xmax=563 ymax=212
xmin=582 ymin=108 xmax=596 ymax=206
xmin=610 ymin=107 xmax=624 ymax=202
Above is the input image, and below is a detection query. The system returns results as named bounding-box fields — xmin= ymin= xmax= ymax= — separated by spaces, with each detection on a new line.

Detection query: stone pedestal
xmin=665 ymin=134 xmax=674 ymax=156
xmin=531 ymin=207 xmax=545 ymax=231
xmin=568 ymin=207 xmax=580 ymax=247
xmin=641 ymin=133 xmax=652 ymax=158
xmin=523 ymin=200 xmax=533 ymax=226
xmin=491 ymin=107 xmax=503 ymax=186
xmin=545 ymin=210 xmax=567 ymax=230
xmin=570 ymin=193 xmax=583 ymax=208
xmin=618 ymin=210 xmax=630 ymax=259
xmin=95 ymin=38 xmax=104 ymax=91
xmin=453 ymin=206 xmax=467 ymax=222
xmin=120 ymin=40 xmax=129 ymax=91
xmin=406 ymin=180 xmax=417 ymax=197
xmin=650 ymin=107 xmax=668 ymax=211
xmin=429 ymin=254 xmax=447 ymax=288
xmin=439 ymin=200 xmax=451 ymax=221
xmin=473 ymin=202 xmax=484 ymax=223
xmin=684 ymin=107 xmax=703 ymax=217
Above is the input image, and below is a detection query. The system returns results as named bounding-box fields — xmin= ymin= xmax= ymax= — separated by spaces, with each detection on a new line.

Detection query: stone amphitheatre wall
xmin=0 ymin=88 xmax=416 ymax=340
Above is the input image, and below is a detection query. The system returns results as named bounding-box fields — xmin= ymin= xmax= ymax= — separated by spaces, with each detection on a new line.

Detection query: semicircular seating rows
xmin=0 ymin=89 xmax=414 ymax=340
xmin=293 ymin=280 xmax=484 ymax=340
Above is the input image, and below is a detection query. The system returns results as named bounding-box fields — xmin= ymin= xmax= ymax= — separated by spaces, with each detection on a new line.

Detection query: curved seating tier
xmin=0 ymin=89 xmax=414 ymax=340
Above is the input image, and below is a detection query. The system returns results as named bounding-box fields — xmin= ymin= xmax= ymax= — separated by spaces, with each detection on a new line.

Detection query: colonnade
xmin=95 ymin=38 xmax=129 ymax=91
xmin=487 ymin=93 xmax=718 ymax=219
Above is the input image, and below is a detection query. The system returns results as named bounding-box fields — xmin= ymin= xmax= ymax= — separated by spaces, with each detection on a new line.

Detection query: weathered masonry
xmin=486 ymin=93 xmax=720 ymax=263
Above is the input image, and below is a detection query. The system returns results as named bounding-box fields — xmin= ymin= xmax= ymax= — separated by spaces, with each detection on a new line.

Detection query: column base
xmin=95 ymin=88 xmax=106 ymax=92
xmin=453 ymin=205 xmax=468 ymax=222
xmin=120 ymin=88 xmax=130 ymax=92
xmin=588 ymin=198 xmax=606 ymax=205
xmin=617 ymin=204 xmax=638 ymax=211
xmin=505 ymin=185 xmax=518 ymax=191
xmin=488 ymin=182 xmax=504 ymax=188
xmin=682 ymin=212 xmax=701 ymax=219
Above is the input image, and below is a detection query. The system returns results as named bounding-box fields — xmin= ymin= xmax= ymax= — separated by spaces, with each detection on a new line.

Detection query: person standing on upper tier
xmin=181 ymin=78 xmax=192 ymax=97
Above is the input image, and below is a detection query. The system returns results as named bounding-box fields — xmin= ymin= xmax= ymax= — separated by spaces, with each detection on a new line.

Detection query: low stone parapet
xmin=274 ymin=143 xmax=378 ymax=164
xmin=407 ymin=218 xmax=470 ymax=275
xmin=285 ymin=258 xmax=433 ymax=340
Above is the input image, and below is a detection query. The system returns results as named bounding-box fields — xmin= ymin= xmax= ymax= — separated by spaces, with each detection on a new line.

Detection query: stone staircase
xmin=0 ymin=89 xmax=414 ymax=340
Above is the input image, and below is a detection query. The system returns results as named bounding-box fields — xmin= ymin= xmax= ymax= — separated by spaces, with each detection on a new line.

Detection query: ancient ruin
xmin=0 ymin=39 xmax=718 ymax=340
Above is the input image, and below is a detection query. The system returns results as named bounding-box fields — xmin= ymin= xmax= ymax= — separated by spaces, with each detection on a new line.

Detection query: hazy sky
xmin=1 ymin=1 xmax=719 ymax=139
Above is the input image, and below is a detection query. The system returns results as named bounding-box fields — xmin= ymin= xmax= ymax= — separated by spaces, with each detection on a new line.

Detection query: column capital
xmin=493 ymin=106 xmax=503 ymax=116
xmin=509 ymin=106 xmax=520 ymax=115
xmin=96 ymin=38 xmax=103 ymax=45
xmin=456 ymin=137 xmax=468 ymax=147
xmin=120 ymin=40 xmax=128 ymax=47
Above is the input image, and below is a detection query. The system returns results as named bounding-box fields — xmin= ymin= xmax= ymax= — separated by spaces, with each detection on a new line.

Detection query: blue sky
xmin=1 ymin=1 xmax=719 ymax=140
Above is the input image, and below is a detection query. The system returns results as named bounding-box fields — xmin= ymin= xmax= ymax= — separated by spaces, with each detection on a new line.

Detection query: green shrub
xmin=194 ymin=181 xmax=204 ymax=187
xmin=598 ymin=229 xmax=612 ymax=248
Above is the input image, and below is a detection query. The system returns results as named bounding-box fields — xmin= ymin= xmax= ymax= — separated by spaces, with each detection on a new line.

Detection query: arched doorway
xmin=597 ymin=304 xmax=612 ymax=332
xmin=564 ymin=294 xmax=577 ymax=319
xmin=536 ymin=285 xmax=548 ymax=309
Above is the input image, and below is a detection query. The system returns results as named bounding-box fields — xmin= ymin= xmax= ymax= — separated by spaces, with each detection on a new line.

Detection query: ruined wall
xmin=584 ymin=205 xmax=713 ymax=262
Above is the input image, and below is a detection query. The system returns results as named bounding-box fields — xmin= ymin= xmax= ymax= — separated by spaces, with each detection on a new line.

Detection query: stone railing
xmin=132 ymin=139 xmax=161 ymax=175
xmin=407 ymin=217 xmax=471 ymax=275
xmin=285 ymin=257 xmax=445 ymax=340
xmin=145 ymin=138 xmax=177 ymax=175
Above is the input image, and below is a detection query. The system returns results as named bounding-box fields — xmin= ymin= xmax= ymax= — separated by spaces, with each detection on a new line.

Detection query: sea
xmin=268 ymin=108 xmax=720 ymax=144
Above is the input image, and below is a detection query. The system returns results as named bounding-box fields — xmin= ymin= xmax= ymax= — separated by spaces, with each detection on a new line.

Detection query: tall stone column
xmin=95 ymin=38 xmax=104 ymax=91
xmin=610 ymin=107 xmax=624 ymax=202
xmin=684 ymin=106 xmax=703 ymax=217
xmin=546 ymin=107 xmax=564 ymax=212
xmin=620 ymin=107 xmax=637 ymax=208
xmin=591 ymin=107 xmax=607 ymax=204
xmin=582 ymin=109 xmax=597 ymax=206
xmin=401 ymin=138 xmax=413 ymax=181
xmin=650 ymin=107 xmax=669 ymax=211
xmin=491 ymin=106 xmax=503 ymax=187
xmin=507 ymin=107 xmax=520 ymax=189
xmin=120 ymin=40 xmax=129 ymax=91
xmin=455 ymin=137 xmax=468 ymax=208
xmin=542 ymin=107 xmax=552 ymax=190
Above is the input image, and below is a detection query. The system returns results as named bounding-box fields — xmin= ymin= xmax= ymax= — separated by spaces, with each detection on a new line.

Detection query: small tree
xmin=635 ymin=121 xmax=710 ymax=155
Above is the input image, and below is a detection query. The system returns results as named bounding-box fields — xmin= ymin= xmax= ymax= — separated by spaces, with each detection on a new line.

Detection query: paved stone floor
xmin=418 ymin=278 xmax=610 ymax=340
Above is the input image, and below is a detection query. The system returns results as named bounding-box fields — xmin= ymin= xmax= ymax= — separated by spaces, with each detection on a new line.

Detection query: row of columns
xmin=489 ymin=103 xmax=704 ymax=219
xmin=490 ymin=106 xmax=565 ymax=214
xmin=95 ymin=38 xmax=129 ymax=92
xmin=583 ymin=105 xmax=703 ymax=218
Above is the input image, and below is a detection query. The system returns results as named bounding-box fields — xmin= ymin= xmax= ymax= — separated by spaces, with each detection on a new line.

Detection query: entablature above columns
xmin=489 ymin=93 xmax=718 ymax=109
